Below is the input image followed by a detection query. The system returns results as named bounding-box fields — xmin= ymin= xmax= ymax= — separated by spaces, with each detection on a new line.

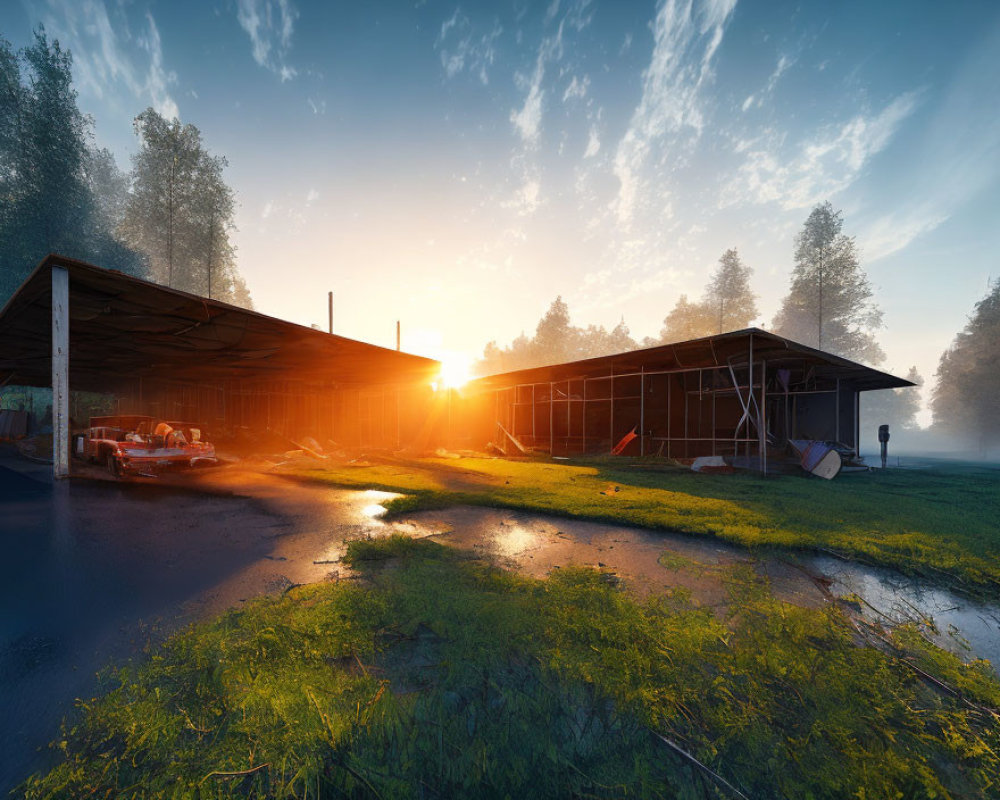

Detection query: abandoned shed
xmin=456 ymin=329 xmax=914 ymax=471
xmin=0 ymin=254 xmax=443 ymax=477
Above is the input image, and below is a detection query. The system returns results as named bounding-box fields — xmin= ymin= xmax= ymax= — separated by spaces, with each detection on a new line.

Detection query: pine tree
xmin=705 ymin=248 xmax=758 ymax=334
xmin=932 ymin=281 xmax=1000 ymax=455
xmin=773 ymin=202 xmax=883 ymax=363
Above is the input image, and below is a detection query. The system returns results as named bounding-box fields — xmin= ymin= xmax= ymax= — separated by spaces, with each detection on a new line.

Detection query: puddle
xmin=357 ymin=489 xmax=403 ymax=522
xmin=408 ymin=506 xmax=1000 ymax=671
xmin=810 ymin=555 xmax=1000 ymax=670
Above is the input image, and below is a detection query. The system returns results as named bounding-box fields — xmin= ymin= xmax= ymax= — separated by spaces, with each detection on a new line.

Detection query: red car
xmin=76 ymin=415 xmax=218 ymax=477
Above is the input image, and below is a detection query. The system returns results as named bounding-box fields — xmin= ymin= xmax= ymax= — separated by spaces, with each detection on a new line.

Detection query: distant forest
xmin=0 ymin=29 xmax=251 ymax=308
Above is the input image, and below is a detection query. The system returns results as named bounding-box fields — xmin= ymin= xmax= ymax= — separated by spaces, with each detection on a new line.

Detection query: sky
xmin=4 ymin=0 xmax=1000 ymax=423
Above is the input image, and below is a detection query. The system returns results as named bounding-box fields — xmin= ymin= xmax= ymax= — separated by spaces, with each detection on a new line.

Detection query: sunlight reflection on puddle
xmin=490 ymin=525 xmax=537 ymax=557
xmin=358 ymin=490 xmax=403 ymax=522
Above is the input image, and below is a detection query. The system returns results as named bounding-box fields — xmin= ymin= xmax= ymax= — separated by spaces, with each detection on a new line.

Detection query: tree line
xmin=0 ymin=29 xmax=250 ymax=307
xmin=477 ymin=201 xmax=996 ymax=452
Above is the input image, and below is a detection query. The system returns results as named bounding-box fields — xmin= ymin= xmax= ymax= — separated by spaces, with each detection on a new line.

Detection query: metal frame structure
xmin=0 ymin=255 xmax=443 ymax=478
xmin=471 ymin=329 xmax=914 ymax=471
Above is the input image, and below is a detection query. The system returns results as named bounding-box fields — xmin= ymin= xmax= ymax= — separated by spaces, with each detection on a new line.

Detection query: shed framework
xmin=0 ymin=255 xmax=443 ymax=476
xmin=466 ymin=329 xmax=913 ymax=470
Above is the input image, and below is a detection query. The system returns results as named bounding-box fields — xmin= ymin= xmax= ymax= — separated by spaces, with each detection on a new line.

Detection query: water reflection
xmin=812 ymin=555 xmax=1000 ymax=672
xmin=357 ymin=490 xmax=402 ymax=523
xmin=488 ymin=524 xmax=538 ymax=558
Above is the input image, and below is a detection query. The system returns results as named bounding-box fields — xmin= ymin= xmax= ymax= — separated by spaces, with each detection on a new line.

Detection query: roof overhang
xmin=0 ymin=254 xmax=440 ymax=392
xmin=469 ymin=328 xmax=914 ymax=393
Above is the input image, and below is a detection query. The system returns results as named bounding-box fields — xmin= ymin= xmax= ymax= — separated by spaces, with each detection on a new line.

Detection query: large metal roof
xmin=0 ymin=254 xmax=440 ymax=392
xmin=471 ymin=327 xmax=914 ymax=392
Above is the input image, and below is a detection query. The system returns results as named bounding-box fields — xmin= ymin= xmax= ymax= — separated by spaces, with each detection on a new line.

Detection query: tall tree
xmin=122 ymin=108 xmax=250 ymax=307
xmin=578 ymin=318 xmax=638 ymax=358
xmin=657 ymin=294 xmax=715 ymax=343
xmin=704 ymin=248 xmax=758 ymax=334
xmin=474 ymin=298 xmax=641 ymax=375
xmin=122 ymin=109 xmax=202 ymax=290
xmin=931 ymin=280 xmax=1000 ymax=455
xmin=192 ymin=148 xmax=236 ymax=299
xmin=82 ymin=145 xmax=146 ymax=276
xmin=533 ymin=296 xmax=576 ymax=365
xmin=773 ymin=202 xmax=883 ymax=363
xmin=0 ymin=30 xmax=142 ymax=301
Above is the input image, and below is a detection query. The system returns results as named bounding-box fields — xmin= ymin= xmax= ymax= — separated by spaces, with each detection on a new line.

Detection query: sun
xmin=438 ymin=354 xmax=472 ymax=389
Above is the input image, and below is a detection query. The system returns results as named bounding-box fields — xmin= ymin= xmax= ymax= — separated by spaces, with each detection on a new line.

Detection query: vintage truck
xmin=75 ymin=415 xmax=218 ymax=477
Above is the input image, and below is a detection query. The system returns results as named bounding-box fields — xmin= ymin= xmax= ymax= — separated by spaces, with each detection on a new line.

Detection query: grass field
xmin=23 ymin=536 xmax=1000 ymax=799
xmin=281 ymin=455 xmax=1000 ymax=596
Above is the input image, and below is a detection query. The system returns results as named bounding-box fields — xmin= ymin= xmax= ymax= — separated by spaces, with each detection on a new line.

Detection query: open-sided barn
xmin=0 ymin=255 xmax=443 ymax=476
xmin=458 ymin=328 xmax=914 ymax=472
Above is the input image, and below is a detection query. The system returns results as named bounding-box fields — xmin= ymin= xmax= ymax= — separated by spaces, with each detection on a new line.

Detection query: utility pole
xmin=328 ymin=291 xmax=333 ymax=334
xmin=396 ymin=320 xmax=400 ymax=351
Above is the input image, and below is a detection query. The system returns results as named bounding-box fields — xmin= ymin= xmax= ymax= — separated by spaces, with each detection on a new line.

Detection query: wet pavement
xmin=1 ymin=455 xmax=998 ymax=791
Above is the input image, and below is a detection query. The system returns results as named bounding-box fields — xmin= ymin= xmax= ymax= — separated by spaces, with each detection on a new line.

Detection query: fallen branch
xmin=652 ymin=732 xmax=750 ymax=799
xmin=849 ymin=618 xmax=1000 ymax=719
xmin=199 ymin=762 xmax=269 ymax=783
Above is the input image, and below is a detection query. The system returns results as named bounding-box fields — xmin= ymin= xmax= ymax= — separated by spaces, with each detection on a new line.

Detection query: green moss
xmin=23 ymin=537 xmax=1000 ymax=798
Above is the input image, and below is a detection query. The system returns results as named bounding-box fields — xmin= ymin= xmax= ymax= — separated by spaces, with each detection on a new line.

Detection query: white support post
xmin=51 ymin=266 xmax=70 ymax=479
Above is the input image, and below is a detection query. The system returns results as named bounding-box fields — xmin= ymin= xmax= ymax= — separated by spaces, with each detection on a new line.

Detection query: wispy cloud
xmin=504 ymin=176 xmax=542 ymax=215
xmin=724 ymin=91 xmax=920 ymax=210
xmin=436 ymin=9 xmax=502 ymax=84
xmin=40 ymin=0 xmax=179 ymax=119
xmin=858 ymin=205 xmax=948 ymax=262
xmin=509 ymin=0 xmax=593 ymax=147
xmin=562 ymin=74 xmax=589 ymax=102
xmin=741 ymin=53 xmax=793 ymax=112
xmin=510 ymin=24 xmax=564 ymax=146
xmin=859 ymin=25 xmax=1000 ymax=261
xmin=236 ymin=0 xmax=298 ymax=82
xmin=138 ymin=12 xmax=177 ymax=118
xmin=612 ymin=0 xmax=738 ymax=225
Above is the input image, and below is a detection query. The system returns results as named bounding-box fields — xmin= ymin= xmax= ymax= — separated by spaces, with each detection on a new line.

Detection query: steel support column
xmin=549 ymin=381 xmax=554 ymax=454
xmin=639 ymin=371 xmax=645 ymax=456
xmin=52 ymin=265 xmax=70 ymax=479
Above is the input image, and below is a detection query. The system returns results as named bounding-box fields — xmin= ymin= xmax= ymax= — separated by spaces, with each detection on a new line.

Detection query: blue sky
xmin=4 ymin=0 xmax=1000 ymax=420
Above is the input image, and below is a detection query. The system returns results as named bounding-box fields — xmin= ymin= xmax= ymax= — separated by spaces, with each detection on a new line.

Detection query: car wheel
xmin=106 ymin=451 xmax=121 ymax=478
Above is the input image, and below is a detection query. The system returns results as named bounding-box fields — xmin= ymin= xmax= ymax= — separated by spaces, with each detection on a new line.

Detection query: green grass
xmin=22 ymin=536 xmax=1000 ymax=799
xmin=281 ymin=456 xmax=1000 ymax=596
